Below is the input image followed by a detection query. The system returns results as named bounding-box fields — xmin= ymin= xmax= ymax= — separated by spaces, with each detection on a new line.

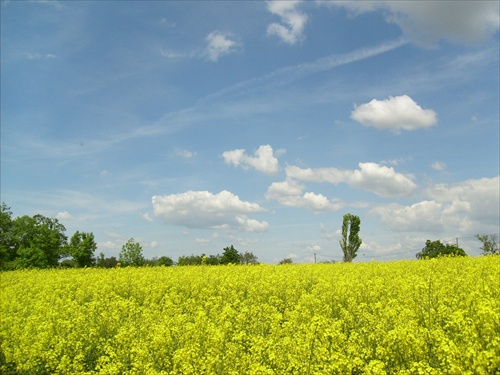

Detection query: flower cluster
xmin=1 ymin=257 xmax=499 ymax=374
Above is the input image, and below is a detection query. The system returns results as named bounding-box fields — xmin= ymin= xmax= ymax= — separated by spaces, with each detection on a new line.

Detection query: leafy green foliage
xmin=119 ymin=238 xmax=145 ymax=267
xmin=69 ymin=231 xmax=97 ymax=267
xmin=240 ymin=251 xmax=259 ymax=265
xmin=416 ymin=240 xmax=467 ymax=259
xmin=475 ymin=234 xmax=499 ymax=255
xmin=278 ymin=258 xmax=293 ymax=265
xmin=4 ymin=214 xmax=68 ymax=269
xmin=220 ymin=245 xmax=240 ymax=265
xmin=339 ymin=213 xmax=362 ymax=262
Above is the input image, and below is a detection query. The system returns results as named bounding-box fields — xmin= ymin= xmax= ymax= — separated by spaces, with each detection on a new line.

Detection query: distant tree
xmin=59 ymin=259 xmax=76 ymax=268
xmin=416 ymin=240 xmax=467 ymax=260
xmin=220 ymin=245 xmax=240 ymax=265
xmin=240 ymin=251 xmax=259 ymax=265
xmin=278 ymin=258 xmax=293 ymax=265
xmin=96 ymin=253 xmax=118 ymax=268
xmin=206 ymin=254 xmax=221 ymax=265
xmin=156 ymin=256 xmax=174 ymax=266
xmin=177 ymin=254 xmax=203 ymax=266
xmin=11 ymin=214 xmax=68 ymax=269
xmin=68 ymin=231 xmax=97 ymax=267
xmin=119 ymin=238 xmax=145 ymax=267
xmin=475 ymin=234 xmax=499 ymax=255
xmin=339 ymin=214 xmax=362 ymax=262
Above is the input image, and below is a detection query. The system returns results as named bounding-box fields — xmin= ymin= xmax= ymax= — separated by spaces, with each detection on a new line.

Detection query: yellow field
xmin=1 ymin=256 xmax=499 ymax=374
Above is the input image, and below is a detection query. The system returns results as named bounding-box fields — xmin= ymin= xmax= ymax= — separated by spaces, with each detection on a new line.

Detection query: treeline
xmin=0 ymin=203 xmax=259 ymax=270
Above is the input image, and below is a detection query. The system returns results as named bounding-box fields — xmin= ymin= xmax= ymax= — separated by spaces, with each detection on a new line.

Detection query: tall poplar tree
xmin=339 ymin=214 xmax=362 ymax=263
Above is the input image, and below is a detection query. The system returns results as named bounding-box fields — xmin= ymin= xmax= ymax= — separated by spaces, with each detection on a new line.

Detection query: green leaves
xmin=416 ymin=240 xmax=467 ymax=260
xmin=118 ymin=238 xmax=145 ymax=267
xmin=340 ymin=214 xmax=362 ymax=262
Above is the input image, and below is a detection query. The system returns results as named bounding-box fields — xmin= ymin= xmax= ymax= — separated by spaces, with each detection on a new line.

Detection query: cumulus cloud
xmin=351 ymin=95 xmax=437 ymax=133
xmin=371 ymin=176 xmax=500 ymax=234
xmin=286 ymin=162 xmax=416 ymax=198
xmin=205 ymin=31 xmax=240 ymax=62
xmin=266 ymin=178 xmax=343 ymax=212
xmin=152 ymin=190 xmax=268 ymax=232
xmin=222 ymin=145 xmax=282 ymax=175
xmin=325 ymin=1 xmax=499 ymax=46
xmin=267 ymin=0 xmax=308 ymax=44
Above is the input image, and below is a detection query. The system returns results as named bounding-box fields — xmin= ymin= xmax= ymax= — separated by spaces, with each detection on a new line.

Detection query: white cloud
xmin=205 ymin=31 xmax=240 ymax=62
xmin=431 ymin=161 xmax=447 ymax=171
xmin=223 ymin=145 xmax=281 ymax=175
xmin=371 ymin=200 xmax=446 ymax=232
xmin=175 ymin=149 xmax=197 ymax=159
xmin=266 ymin=178 xmax=343 ymax=212
xmin=351 ymin=95 xmax=437 ymax=133
xmin=325 ymin=1 xmax=499 ymax=46
xmin=56 ymin=210 xmax=74 ymax=221
xmin=286 ymin=162 xmax=416 ymax=198
xmin=142 ymin=212 xmax=153 ymax=222
xmin=267 ymin=0 xmax=308 ymax=44
xmin=371 ymin=176 xmax=500 ymax=234
xmin=160 ymin=31 xmax=240 ymax=62
xmin=152 ymin=190 xmax=268 ymax=232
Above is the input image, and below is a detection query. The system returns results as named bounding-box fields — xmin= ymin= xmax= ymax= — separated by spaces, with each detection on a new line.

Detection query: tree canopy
xmin=339 ymin=214 xmax=362 ymax=262
xmin=416 ymin=240 xmax=467 ymax=259
xmin=119 ymin=238 xmax=145 ymax=267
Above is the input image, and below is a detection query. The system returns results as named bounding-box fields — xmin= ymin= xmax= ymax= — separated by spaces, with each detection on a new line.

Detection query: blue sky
xmin=1 ymin=0 xmax=499 ymax=263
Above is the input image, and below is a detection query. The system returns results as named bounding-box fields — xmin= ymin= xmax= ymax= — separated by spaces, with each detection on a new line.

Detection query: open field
xmin=1 ymin=256 xmax=499 ymax=374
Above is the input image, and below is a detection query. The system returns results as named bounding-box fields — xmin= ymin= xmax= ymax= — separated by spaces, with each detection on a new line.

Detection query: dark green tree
xmin=96 ymin=252 xmax=118 ymax=268
xmin=11 ymin=214 xmax=68 ymax=268
xmin=240 ymin=251 xmax=259 ymax=265
xmin=339 ymin=213 xmax=362 ymax=262
xmin=278 ymin=258 xmax=293 ymax=265
xmin=220 ymin=245 xmax=240 ymax=265
xmin=177 ymin=254 xmax=203 ymax=266
xmin=475 ymin=234 xmax=499 ymax=255
xmin=119 ymin=238 xmax=145 ymax=267
xmin=156 ymin=256 xmax=174 ymax=266
xmin=416 ymin=240 xmax=467 ymax=259
xmin=68 ymin=231 xmax=97 ymax=267
xmin=0 ymin=203 xmax=16 ymax=268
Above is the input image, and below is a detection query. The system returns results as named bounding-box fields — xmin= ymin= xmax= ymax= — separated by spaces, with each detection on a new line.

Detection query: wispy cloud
xmin=266 ymin=0 xmax=308 ymax=44
xmin=160 ymin=30 xmax=241 ymax=62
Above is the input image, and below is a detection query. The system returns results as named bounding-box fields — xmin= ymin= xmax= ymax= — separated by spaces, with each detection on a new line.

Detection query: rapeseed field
xmin=1 ymin=256 xmax=499 ymax=374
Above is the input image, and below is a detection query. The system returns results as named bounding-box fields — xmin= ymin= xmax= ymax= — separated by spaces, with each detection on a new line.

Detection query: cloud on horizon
xmin=285 ymin=162 xmax=417 ymax=198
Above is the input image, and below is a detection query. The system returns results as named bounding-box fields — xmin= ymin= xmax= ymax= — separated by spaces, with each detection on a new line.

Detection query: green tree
xmin=156 ymin=256 xmax=174 ymax=266
xmin=475 ymin=234 xmax=499 ymax=255
xmin=240 ymin=251 xmax=259 ymax=265
xmin=68 ymin=231 xmax=97 ymax=267
xmin=0 ymin=203 xmax=16 ymax=268
xmin=119 ymin=238 xmax=145 ymax=267
xmin=339 ymin=213 xmax=362 ymax=263
xmin=96 ymin=252 xmax=118 ymax=268
xmin=11 ymin=214 xmax=68 ymax=269
xmin=220 ymin=245 xmax=240 ymax=265
xmin=416 ymin=240 xmax=467 ymax=259
xmin=177 ymin=254 xmax=203 ymax=266
xmin=278 ymin=258 xmax=293 ymax=265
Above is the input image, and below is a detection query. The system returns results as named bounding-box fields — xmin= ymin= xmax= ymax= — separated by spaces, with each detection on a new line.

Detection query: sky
xmin=1 ymin=1 xmax=499 ymax=264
